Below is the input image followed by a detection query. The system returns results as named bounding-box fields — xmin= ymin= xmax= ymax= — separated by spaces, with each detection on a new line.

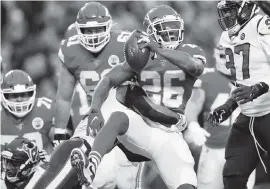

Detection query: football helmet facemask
xmin=1 ymin=137 xmax=40 ymax=183
xmin=75 ymin=2 xmax=113 ymax=53
xmin=217 ymin=0 xmax=259 ymax=34
xmin=143 ymin=5 xmax=184 ymax=49
xmin=1 ymin=70 xmax=36 ymax=118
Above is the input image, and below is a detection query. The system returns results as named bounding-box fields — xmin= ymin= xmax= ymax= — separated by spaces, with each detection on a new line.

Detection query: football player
xmin=1 ymin=69 xmax=55 ymax=155
xmin=1 ymin=137 xmax=43 ymax=189
xmin=71 ymin=5 xmax=206 ymax=189
xmin=208 ymin=1 xmax=270 ymax=188
xmin=188 ymin=46 xmax=255 ymax=189
xmin=33 ymin=2 xmax=145 ymax=189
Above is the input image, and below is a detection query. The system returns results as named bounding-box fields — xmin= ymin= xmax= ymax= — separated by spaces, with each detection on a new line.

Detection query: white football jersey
xmin=218 ymin=14 xmax=270 ymax=117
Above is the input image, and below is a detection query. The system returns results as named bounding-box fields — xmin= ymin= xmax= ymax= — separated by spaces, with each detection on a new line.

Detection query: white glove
xmin=170 ymin=114 xmax=188 ymax=133
xmin=184 ymin=121 xmax=211 ymax=146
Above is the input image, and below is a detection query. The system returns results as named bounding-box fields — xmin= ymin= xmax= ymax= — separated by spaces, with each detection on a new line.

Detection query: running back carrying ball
xmin=124 ymin=30 xmax=150 ymax=72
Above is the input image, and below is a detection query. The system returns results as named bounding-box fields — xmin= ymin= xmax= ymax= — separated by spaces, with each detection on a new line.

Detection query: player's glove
xmin=184 ymin=121 xmax=211 ymax=146
xmin=136 ymin=29 xmax=160 ymax=53
xmin=170 ymin=113 xmax=188 ymax=133
xmin=39 ymin=149 xmax=50 ymax=163
xmin=87 ymin=108 xmax=104 ymax=137
xmin=52 ymin=128 xmax=71 ymax=148
xmin=232 ymin=82 xmax=269 ymax=104
xmin=207 ymin=98 xmax=238 ymax=127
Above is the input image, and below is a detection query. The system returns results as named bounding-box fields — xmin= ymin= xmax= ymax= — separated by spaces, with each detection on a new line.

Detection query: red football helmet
xmin=75 ymin=2 xmax=113 ymax=53
xmin=1 ymin=137 xmax=40 ymax=183
xmin=1 ymin=70 xmax=36 ymax=117
xmin=143 ymin=5 xmax=184 ymax=49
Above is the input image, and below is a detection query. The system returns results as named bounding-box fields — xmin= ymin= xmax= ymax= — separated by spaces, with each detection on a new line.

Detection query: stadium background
xmin=1 ymin=1 xmax=269 ymax=189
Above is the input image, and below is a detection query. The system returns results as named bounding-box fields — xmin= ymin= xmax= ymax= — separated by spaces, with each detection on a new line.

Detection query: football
xmin=124 ymin=31 xmax=150 ymax=72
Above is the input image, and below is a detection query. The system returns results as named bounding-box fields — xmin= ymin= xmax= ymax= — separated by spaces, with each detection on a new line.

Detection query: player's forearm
xmin=132 ymin=95 xmax=179 ymax=125
xmin=55 ymin=99 xmax=72 ymax=130
xmin=224 ymin=98 xmax=238 ymax=114
xmin=90 ymin=77 xmax=113 ymax=110
xmin=185 ymin=88 xmax=205 ymax=122
xmin=156 ymin=48 xmax=204 ymax=77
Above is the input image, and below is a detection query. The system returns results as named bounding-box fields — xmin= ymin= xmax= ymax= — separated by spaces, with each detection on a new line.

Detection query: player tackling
xmin=71 ymin=5 xmax=206 ymax=189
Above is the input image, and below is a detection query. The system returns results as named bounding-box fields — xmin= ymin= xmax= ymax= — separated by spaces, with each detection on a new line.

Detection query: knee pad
xmin=223 ymin=175 xmax=249 ymax=189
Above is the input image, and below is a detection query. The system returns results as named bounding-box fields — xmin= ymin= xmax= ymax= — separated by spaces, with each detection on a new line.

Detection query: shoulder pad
xmin=58 ymin=36 xmax=79 ymax=64
xmin=64 ymin=23 xmax=77 ymax=39
xmin=258 ymin=15 xmax=270 ymax=35
xmin=180 ymin=44 xmax=207 ymax=64
xmin=112 ymin=30 xmax=133 ymax=43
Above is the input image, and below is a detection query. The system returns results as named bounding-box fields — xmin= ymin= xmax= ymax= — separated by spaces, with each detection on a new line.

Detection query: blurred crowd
xmin=1 ymin=1 xmax=221 ymax=100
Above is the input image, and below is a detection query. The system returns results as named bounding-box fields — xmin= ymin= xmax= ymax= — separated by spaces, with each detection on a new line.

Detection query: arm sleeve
xmin=181 ymin=44 xmax=207 ymax=65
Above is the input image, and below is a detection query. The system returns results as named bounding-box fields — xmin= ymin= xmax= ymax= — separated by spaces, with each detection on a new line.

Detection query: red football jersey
xmin=1 ymin=97 xmax=55 ymax=153
xmin=59 ymin=30 xmax=132 ymax=127
xmin=129 ymin=43 xmax=206 ymax=113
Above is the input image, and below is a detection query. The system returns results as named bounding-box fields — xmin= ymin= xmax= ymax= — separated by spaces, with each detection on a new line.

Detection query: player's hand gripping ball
xmin=124 ymin=30 xmax=150 ymax=72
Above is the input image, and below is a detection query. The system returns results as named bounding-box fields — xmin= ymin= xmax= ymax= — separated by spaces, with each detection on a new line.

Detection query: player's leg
xmin=85 ymin=147 xmax=146 ymax=189
xmin=88 ymin=147 xmax=119 ymax=189
xmin=257 ymin=112 xmax=270 ymax=176
xmin=151 ymin=131 xmax=197 ymax=189
xmin=223 ymin=114 xmax=260 ymax=189
xmin=73 ymin=116 xmax=139 ymax=189
xmin=70 ymin=111 xmax=130 ymax=185
xmin=91 ymin=111 xmax=129 ymax=155
xmin=32 ymin=138 xmax=90 ymax=189
xmin=33 ymin=117 xmax=113 ymax=189
xmin=197 ymin=146 xmax=225 ymax=189
xmin=197 ymin=146 xmax=256 ymax=189
xmin=107 ymin=103 xmax=196 ymax=188
xmin=114 ymin=153 xmax=145 ymax=189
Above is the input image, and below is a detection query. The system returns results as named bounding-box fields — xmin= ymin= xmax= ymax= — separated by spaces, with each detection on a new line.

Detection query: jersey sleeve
xmin=35 ymin=98 xmax=55 ymax=136
xmin=257 ymin=15 xmax=270 ymax=60
xmin=58 ymin=37 xmax=79 ymax=74
xmin=181 ymin=44 xmax=207 ymax=64
xmin=64 ymin=23 xmax=77 ymax=39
